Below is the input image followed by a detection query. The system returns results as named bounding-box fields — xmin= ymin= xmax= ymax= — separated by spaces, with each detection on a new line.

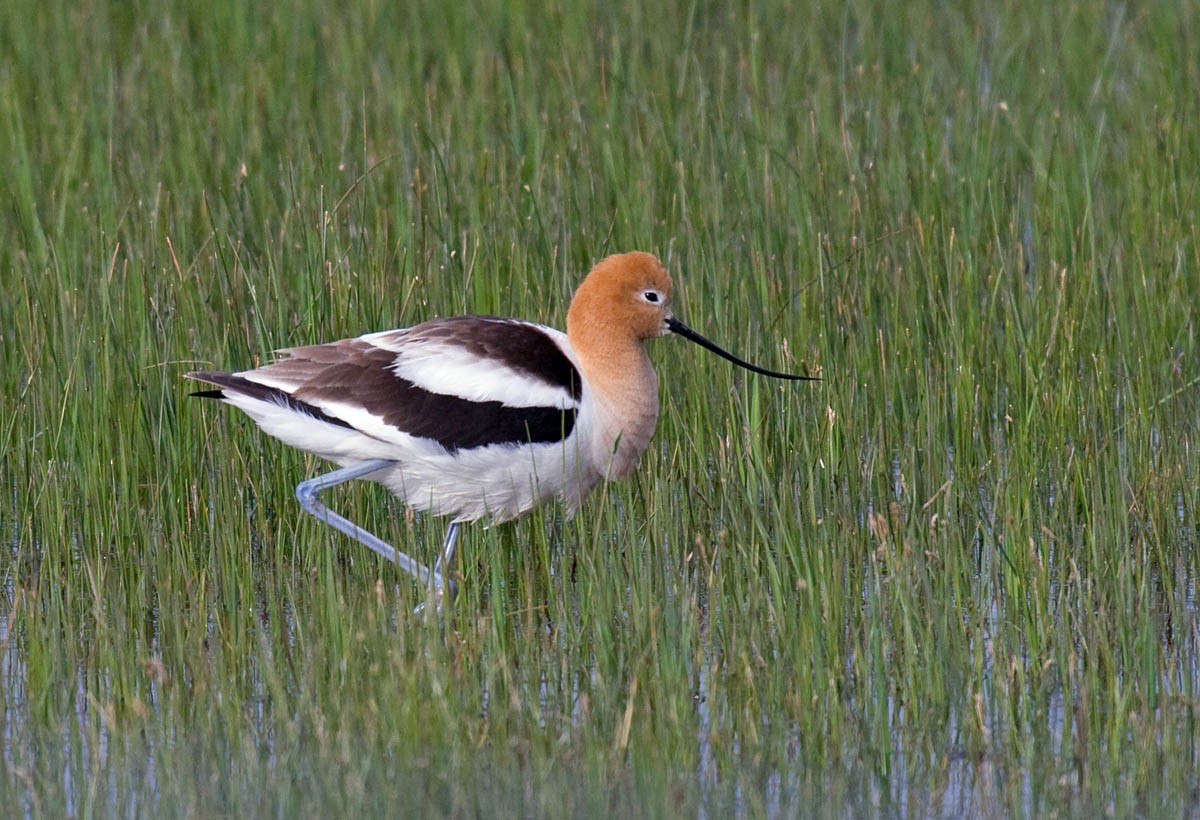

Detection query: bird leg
xmin=416 ymin=521 xmax=461 ymax=615
xmin=434 ymin=522 xmax=460 ymax=581
xmin=294 ymin=459 xmax=457 ymax=601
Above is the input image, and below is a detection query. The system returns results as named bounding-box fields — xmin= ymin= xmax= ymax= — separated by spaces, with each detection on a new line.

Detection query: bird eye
xmin=642 ymin=290 xmax=661 ymax=304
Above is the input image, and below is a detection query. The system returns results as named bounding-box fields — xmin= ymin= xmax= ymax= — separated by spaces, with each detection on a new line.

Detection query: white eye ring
xmin=642 ymin=290 xmax=662 ymax=304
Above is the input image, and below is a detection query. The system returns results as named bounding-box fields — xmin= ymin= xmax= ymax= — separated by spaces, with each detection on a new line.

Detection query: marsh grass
xmin=3 ymin=0 xmax=1200 ymax=815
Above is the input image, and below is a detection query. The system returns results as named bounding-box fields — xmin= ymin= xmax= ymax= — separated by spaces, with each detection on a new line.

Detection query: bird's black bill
xmin=667 ymin=317 xmax=819 ymax=381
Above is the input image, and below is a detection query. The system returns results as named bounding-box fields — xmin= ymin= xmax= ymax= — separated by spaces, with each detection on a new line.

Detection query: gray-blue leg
xmin=434 ymin=522 xmax=460 ymax=580
xmin=414 ymin=521 xmax=461 ymax=615
xmin=295 ymin=459 xmax=457 ymax=601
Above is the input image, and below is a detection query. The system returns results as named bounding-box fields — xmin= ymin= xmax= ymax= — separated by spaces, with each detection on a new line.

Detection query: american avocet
xmin=186 ymin=252 xmax=816 ymax=602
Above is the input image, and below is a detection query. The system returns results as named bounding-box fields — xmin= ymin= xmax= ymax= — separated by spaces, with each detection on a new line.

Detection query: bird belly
xmin=221 ymin=389 xmax=600 ymax=523
xmin=374 ymin=433 xmax=600 ymax=524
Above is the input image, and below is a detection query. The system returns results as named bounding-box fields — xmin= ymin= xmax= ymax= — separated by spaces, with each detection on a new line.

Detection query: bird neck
xmin=566 ymin=314 xmax=654 ymax=401
xmin=567 ymin=320 xmax=660 ymax=479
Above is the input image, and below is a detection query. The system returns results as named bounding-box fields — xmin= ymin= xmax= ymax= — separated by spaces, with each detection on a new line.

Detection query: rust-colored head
xmin=567 ymin=251 xmax=819 ymax=382
xmin=566 ymin=252 xmax=674 ymax=347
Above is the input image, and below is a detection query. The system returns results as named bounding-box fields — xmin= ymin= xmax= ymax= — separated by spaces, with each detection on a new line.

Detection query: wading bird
xmin=187 ymin=252 xmax=815 ymax=602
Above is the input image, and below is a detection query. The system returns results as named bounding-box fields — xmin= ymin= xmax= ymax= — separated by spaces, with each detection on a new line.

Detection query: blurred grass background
xmin=2 ymin=0 xmax=1198 ymax=815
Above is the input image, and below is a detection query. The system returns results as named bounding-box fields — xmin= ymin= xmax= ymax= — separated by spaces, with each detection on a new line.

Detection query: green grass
xmin=3 ymin=0 xmax=1199 ymax=815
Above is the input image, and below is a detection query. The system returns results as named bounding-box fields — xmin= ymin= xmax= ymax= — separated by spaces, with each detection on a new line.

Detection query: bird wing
xmin=189 ymin=316 xmax=582 ymax=453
